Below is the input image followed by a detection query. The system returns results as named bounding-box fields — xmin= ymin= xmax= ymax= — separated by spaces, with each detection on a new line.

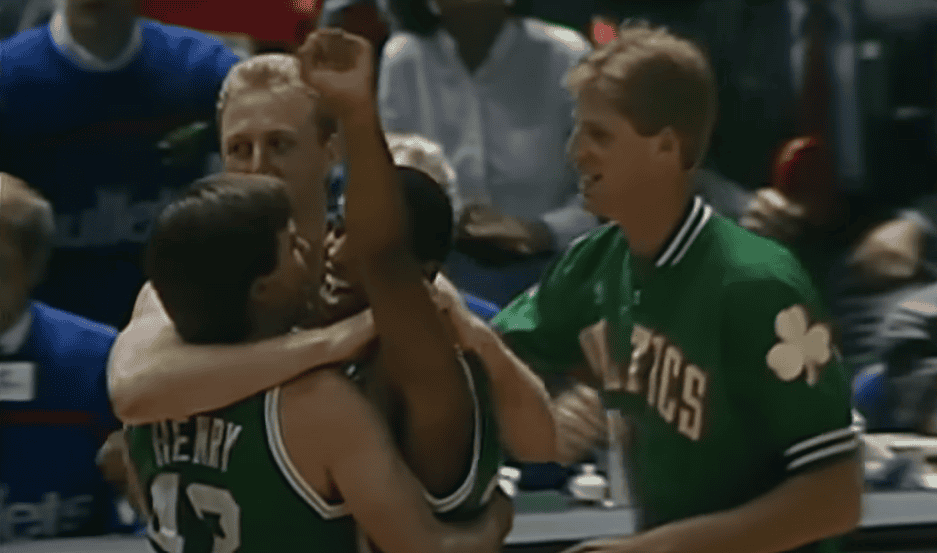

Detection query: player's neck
xmin=65 ymin=6 xmax=136 ymax=62
xmin=245 ymin=312 xmax=293 ymax=343
xmin=440 ymin=8 xmax=508 ymax=73
xmin=617 ymin=176 xmax=692 ymax=261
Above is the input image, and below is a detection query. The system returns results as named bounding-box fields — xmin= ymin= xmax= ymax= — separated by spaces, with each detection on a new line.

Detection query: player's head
xmin=0 ymin=173 xmax=55 ymax=331
xmin=386 ymin=132 xmax=461 ymax=221
xmin=217 ymin=53 xmax=339 ymax=288
xmin=565 ymin=21 xmax=717 ymax=221
xmin=146 ymin=174 xmax=314 ymax=344
xmin=320 ymin=166 xmax=454 ymax=323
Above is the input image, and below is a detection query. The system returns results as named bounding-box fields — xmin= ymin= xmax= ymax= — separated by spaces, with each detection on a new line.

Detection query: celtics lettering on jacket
xmin=579 ymin=320 xmax=708 ymax=442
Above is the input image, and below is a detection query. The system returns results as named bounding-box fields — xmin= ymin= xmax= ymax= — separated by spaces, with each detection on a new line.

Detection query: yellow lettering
xmin=208 ymin=418 xmax=226 ymax=469
xmin=221 ymin=423 xmax=243 ymax=473
xmin=657 ymin=346 xmax=682 ymax=423
xmin=151 ymin=422 xmax=165 ymax=466
xmin=645 ymin=335 xmax=666 ymax=407
xmin=626 ymin=325 xmax=652 ymax=394
xmin=171 ymin=421 xmax=190 ymax=462
xmin=678 ymin=364 xmax=707 ymax=441
xmin=579 ymin=320 xmax=623 ymax=391
xmin=157 ymin=421 xmax=172 ymax=465
xmin=192 ymin=416 xmax=210 ymax=465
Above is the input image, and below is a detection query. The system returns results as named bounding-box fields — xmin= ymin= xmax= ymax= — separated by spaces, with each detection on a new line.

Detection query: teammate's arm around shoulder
xmin=281 ymin=369 xmax=512 ymax=553
xmin=108 ymin=281 xmax=375 ymax=425
xmin=435 ymin=275 xmax=558 ymax=463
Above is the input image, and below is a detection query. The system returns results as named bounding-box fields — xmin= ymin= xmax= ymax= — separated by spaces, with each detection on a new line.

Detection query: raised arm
xmin=108 ymin=281 xmax=375 ymax=425
xmin=298 ymin=29 xmax=475 ymax=495
xmin=283 ymin=369 xmax=512 ymax=553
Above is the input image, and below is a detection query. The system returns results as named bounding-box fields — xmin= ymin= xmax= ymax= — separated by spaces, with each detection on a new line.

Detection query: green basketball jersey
xmin=437 ymin=352 xmax=503 ymax=522
xmin=127 ymin=391 xmax=358 ymax=553
xmin=493 ymin=196 xmax=859 ymax=553
xmin=347 ymin=352 xmax=503 ymax=522
xmin=344 ymin=352 xmax=503 ymax=553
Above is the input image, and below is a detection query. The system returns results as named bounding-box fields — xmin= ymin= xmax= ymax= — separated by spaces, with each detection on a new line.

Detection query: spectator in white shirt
xmin=377 ymin=0 xmax=597 ymax=305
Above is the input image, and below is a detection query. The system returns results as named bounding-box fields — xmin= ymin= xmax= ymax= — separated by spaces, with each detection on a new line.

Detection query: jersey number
xmin=148 ymin=472 xmax=241 ymax=553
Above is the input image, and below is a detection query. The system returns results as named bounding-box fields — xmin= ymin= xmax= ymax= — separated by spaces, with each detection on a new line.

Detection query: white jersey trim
xmin=783 ymin=424 xmax=861 ymax=473
xmin=787 ymin=436 xmax=861 ymax=471
xmin=655 ymin=196 xmax=713 ymax=268
xmin=264 ymin=388 xmax=349 ymax=519
xmin=479 ymin=473 xmax=501 ymax=505
xmin=671 ymin=205 xmax=713 ymax=265
xmin=421 ymin=350 xmax=482 ymax=513
xmin=656 ymin=196 xmax=703 ymax=267
xmin=784 ymin=426 xmax=857 ymax=457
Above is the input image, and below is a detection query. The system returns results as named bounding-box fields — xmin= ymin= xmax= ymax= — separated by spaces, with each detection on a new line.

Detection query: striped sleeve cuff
xmin=783 ymin=423 xmax=862 ymax=473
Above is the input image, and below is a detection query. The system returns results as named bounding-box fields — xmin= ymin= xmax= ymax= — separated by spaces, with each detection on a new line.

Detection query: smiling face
xmin=570 ymin=84 xmax=674 ymax=224
xmin=319 ymin=219 xmax=370 ymax=325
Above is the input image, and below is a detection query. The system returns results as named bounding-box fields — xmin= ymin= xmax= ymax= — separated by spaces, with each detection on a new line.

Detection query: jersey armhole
xmin=264 ymin=387 xmax=349 ymax=519
xmin=423 ymin=351 xmax=482 ymax=513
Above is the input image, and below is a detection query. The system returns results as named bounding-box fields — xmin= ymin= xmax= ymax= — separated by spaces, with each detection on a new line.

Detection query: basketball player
xmin=125 ymin=174 xmax=512 ymax=552
xmin=109 ymin=28 xmax=554 ymax=536
xmin=476 ymin=22 xmax=863 ymax=553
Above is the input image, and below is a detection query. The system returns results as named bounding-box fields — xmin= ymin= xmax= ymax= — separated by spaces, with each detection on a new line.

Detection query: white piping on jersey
xmin=787 ymin=436 xmax=860 ymax=472
xmin=264 ymin=388 xmax=349 ymax=519
xmin=479 ymin=473 xmax=501 ymax=505
xmin=421 ymin=350 xmax=483 ymax=513
xmin=355 ymin=474 xmax=502 ymax=553
xmin=784 ymin=425 xmax=858 ymax=457
xmin=655 ymin=196 xmax=705 ymax=268
xmin=670 ymin=204 xmax=713 ymax=265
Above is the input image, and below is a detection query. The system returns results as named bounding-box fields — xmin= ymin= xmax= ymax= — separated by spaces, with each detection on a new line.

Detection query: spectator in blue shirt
xmin=0 ymin=0 xmax=240 ymax=328
xmin=0 ymin=173 xmax=130 ymax=543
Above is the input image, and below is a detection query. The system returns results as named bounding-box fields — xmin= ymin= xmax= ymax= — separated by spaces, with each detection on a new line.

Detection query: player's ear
xmin=249 ymin=274 xmax=275 ymax=306
xmin=653 ymin=126 xmax=680 ymax=160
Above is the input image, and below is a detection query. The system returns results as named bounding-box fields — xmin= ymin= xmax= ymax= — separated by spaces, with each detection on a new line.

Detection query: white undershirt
xmin=49 ymin=6 xmax=143 ymax=72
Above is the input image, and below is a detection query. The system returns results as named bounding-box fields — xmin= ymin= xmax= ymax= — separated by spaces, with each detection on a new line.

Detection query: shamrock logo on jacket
xmin=766 ymin=305 xmax=832 ymax=386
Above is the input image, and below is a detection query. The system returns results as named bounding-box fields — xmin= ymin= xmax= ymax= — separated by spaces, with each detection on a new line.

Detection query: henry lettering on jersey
xmin=580 ymin=321 xmax=708 ymax=441
xmin=150 ymin=417 xmax=243 ymax=472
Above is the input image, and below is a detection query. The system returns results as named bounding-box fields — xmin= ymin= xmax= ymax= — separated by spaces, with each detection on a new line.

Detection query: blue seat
xmin=853 ymin=363 xmax=887 ymax=428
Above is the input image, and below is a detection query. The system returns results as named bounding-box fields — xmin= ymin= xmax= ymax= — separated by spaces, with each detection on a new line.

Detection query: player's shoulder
xmin=519 ymin=18 xmax=590 ymax=59
xmin=0 ymin=26 xmax=51 ymax=69
xmin=561 ymin=222 xmax=626 ymax=267
xmin=708 ymin=216 xmax=811 ymax=290
xmin=140 ymin=19 xmax=239 ymax=65
xmin=280 ymin=367 xmax=368 ymax=424
xmin=32 ymin=302 xmax=119 ymax=353
xmin=535 ymin=223 xmax=626 ymax=290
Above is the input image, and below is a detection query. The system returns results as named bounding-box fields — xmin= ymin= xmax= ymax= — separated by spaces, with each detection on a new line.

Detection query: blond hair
xmin=217 ymin=54 xmax=337 ymax=143
xmin=0 ymin=173 xmax=55 ymax=286
xmin=565 ymin=21 xmax=717 ymax=170
xmin=385 ymin=132 xmax=462 ymax=220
